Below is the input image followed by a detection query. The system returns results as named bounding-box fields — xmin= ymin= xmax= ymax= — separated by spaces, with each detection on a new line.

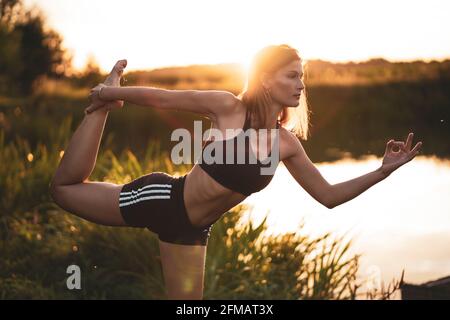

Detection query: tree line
xmin=0 ymin=0 xmax=104 ymax=95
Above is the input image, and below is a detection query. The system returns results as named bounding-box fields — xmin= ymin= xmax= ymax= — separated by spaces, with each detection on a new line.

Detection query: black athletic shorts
xmin=119 ymin=172 xmax=213 ymax=246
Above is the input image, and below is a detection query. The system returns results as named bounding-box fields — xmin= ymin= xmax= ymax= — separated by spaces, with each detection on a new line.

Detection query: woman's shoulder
xmin=205 ymin=91 xmax=242 ymax=123
xmin=214 ymin=94 xmax=246 ymax=118
xmin=208 ymin=94 xmax=246 ymax=129
xmin=278 ymin=126 xmax=303 ymax=161
xmin=228 ymin=94 xmax=246 ymax=114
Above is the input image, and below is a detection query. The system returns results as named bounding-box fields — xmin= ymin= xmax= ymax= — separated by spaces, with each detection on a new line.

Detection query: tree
xmin=0 ymin=0 xmax=71 ymax=94
xmin=76 ymin=54 xmax=103 ymax=88
xmin=0 ymin=0 xmax=22 ymax=92
xmin=0 ymin=0 xmax=21 ymax=25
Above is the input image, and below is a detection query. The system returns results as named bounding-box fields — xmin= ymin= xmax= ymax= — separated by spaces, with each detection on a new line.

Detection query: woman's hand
xmin=87 ymin=84 xmax=107 ymax=112
xmin=380 ymin=132 xmax=422 ymax=177
xmin=85 ymin=84 xmax=123 ymax=114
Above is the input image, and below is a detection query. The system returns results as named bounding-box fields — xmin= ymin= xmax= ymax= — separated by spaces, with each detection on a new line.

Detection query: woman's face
xmin=266 ymin=59 xmax=304 ymax=108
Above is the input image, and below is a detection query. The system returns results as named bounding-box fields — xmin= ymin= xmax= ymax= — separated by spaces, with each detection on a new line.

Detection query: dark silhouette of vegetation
xmin=0 ymin=0 xmax=70 ymax=94
xmin=1 ymin=59 xmax=448 ymax=161
xmin=69 ymin=55 xmax=104 ymax=89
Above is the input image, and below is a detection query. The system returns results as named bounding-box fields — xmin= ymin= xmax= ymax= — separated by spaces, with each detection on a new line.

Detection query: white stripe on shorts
xmin=119 ymin=189 xmax=171 ymax=201
xmin=119 ymin=195 xmax=171 ymax=207
xmin=119 ymin=183 xmax=172 ymax=196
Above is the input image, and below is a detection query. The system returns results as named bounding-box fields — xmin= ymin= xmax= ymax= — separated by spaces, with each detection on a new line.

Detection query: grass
xmin=0 ymin=117 xmax=401 ymax=299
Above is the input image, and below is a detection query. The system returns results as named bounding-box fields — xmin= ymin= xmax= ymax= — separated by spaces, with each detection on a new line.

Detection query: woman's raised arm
xmin=86 ymin=85 xmax=238 ymax=121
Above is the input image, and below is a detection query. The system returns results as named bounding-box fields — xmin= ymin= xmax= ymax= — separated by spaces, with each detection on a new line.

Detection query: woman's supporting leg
xmin=50 ymin=60 xmax=128 ymax=226
xmin=159 ymin=240 xmax=207 ymax=299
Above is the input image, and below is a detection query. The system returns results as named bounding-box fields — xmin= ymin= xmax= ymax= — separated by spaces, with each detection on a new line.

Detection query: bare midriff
xmin=181 ymin=100 xmax=286 ymax=229
xmin=182 ymin=164 xmax=247 ymax=228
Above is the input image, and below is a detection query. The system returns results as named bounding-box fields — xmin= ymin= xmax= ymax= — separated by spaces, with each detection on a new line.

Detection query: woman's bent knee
xmin=49 ymin=181 xmax=64 ymax=205
xmin=49 ymin=181 xmax=127 ymax=227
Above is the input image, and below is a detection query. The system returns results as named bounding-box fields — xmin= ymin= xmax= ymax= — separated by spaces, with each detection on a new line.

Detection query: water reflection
xmin=242 ymin=155 xmax=450 ymax=288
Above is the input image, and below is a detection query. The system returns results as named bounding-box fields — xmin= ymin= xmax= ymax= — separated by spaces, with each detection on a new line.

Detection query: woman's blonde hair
xmin=237 ymin=44 xmax=311 ymax=140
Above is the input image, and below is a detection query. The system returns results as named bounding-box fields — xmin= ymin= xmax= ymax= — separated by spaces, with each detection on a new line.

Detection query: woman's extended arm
xmin=325 ymin=167 xmax=387 ymax=209
xmin=283 ymin=131 xmax=422 ymax=209
xmin=86 ymin=85 xmax=237 ymax=121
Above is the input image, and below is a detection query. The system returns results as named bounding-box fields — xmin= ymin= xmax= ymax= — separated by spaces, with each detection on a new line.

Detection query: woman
xmin=50 ymin=44 xmax=422 ymax=299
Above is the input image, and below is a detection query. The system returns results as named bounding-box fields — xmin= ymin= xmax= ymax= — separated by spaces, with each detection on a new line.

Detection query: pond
xmin=242 ymin=155 xmax=450 ymax=290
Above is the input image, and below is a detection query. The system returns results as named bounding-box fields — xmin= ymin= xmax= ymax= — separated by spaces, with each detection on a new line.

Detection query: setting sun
xmin=23 ymin=0 xmax=450 ymax=71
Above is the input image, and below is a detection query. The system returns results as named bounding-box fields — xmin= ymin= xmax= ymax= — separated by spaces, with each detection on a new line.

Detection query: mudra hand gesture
xmin=380 ymin=132 xmax=423 ymax=177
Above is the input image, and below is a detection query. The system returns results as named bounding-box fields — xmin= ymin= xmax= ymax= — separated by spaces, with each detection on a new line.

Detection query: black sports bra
xmin=198 ymin=110 xmax=279 ymax=196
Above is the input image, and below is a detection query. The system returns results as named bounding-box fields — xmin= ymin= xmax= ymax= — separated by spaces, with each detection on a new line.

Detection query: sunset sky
xmin=24 ymin=0 xmax=450 ymax=72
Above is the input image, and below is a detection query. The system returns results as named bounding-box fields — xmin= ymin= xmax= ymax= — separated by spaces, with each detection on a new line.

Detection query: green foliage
xmin=0 ymin=0 xmax=70 ymax=95
xmin=0 ymin=118 xmax=367 ymax=299
xmin=204 ymin=212 xmax=360 ymax=299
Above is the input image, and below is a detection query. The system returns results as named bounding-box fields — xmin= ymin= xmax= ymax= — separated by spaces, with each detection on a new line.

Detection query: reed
xmin=0 ymin=118 xmax=400 ymax=299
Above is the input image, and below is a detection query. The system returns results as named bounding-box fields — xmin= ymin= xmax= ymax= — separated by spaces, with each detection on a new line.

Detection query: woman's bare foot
xmin=84 ymin=59 xmax=127 ymax=114
xmin=104 ymin=59 xmax=127 ymax=87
